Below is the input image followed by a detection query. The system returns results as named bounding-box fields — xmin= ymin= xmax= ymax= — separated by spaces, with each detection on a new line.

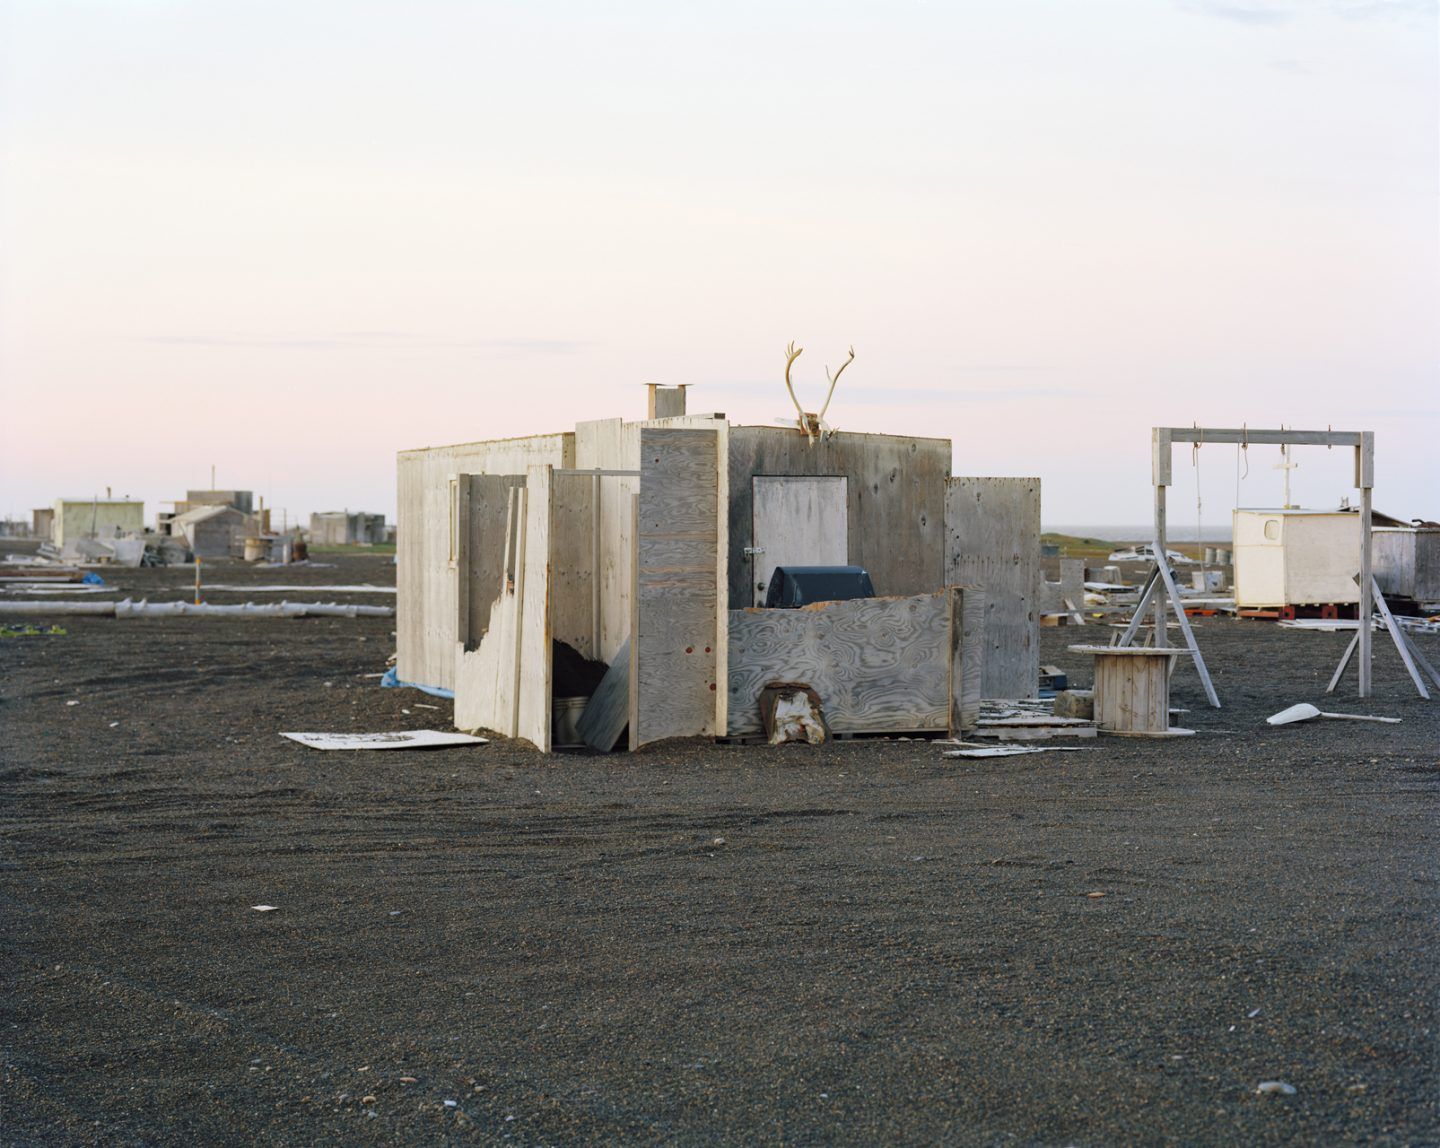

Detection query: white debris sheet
xmin=944 ymin=745 xmax=1091 ymax=758
xmin=280 ymin=730 xmax=488 ymax=751
xmin=199 ymin=584 xmax=397 ymax=594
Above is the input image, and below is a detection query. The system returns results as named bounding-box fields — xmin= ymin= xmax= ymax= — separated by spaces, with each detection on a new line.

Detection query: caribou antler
xmin=783 ymin=341 xmax=813 ymax=443
xmin=817 ymin=345 xmax=854 ymax=427
xmin=782 ymin=340 xmax=856 ymax=444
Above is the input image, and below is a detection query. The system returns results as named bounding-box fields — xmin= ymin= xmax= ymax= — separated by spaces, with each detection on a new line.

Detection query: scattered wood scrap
xmin=972 ymin=700 xmax=1098 ymax=741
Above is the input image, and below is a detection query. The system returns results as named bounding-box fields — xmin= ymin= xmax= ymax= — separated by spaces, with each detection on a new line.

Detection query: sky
xmin=1 ymin=0 xmax=1436 ymax=530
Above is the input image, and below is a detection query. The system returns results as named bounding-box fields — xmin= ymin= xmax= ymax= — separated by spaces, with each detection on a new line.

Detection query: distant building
xmin=52 ymin=498 xmax=144 ymax=549
xmin=171 ymin=505 xmax=249 ymax=559
xmin=181 ymin=489 xmax=254 ymax=513
xmin=309 ymin=511 xmax=387 ymax=546
xmin=164 ymin=490 xmax=268 ymax=538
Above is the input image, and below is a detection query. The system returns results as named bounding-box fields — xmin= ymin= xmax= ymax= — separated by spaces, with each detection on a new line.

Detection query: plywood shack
xmin=944 ymin=477 xmax=1041 ymax=699
xmin=396 ymin=401 xmax=1029 ymax=749
xmin=1233 ymin=509 xmax=1361 ymax=608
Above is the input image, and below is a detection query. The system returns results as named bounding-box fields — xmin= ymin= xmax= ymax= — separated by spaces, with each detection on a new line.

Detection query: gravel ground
xmin=2 ymin=554 xmax=1437 ymax=1146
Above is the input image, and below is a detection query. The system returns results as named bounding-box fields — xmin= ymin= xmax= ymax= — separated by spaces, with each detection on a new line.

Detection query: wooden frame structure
xmin=399 ymin=398 xmax=1043 ymax=751
xmin=1131 ymin=426 xmax=1430 ymax=704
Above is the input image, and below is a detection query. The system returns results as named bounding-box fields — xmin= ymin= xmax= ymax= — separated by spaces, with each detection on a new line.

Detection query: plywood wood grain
xmin=727 ymin=592 xmax=953 ymax=736
xmin=944 ymin=477 xmax=1041 ymax=700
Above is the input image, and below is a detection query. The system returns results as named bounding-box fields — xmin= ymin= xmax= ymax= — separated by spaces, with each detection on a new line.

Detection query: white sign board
xmin=280 ymin=730 xmax=488 ymax=751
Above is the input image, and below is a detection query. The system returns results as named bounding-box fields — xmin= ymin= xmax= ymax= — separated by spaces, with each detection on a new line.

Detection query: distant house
xmin=52 ymin=498 xmax=144 ymax=549
xmin=309 ymin=511 xmax=386 ymax=546
xmin=180 ymin=489 xmax=254 ymax=514
xmin=172 ymin=505 xmax=248 ymax=559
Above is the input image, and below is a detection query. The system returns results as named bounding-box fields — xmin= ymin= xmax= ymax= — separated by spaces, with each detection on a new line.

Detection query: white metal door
xmin=750 ymin=476 xmax=848 ymax=605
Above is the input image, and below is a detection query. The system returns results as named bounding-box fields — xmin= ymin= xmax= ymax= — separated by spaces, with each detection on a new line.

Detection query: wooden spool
xmin=1068 ymin=645 xmax=1194 ymax=737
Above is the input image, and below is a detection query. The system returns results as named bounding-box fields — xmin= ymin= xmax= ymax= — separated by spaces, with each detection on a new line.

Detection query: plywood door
xmin=943 ymin=477 xmax=1041 ymax=700
xmin=750 ymin=476 xmax=848 ymax=605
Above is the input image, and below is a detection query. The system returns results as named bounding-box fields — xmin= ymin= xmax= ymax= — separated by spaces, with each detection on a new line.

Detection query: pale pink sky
xmin=1 ymin=0 xmax=1435 ymax=529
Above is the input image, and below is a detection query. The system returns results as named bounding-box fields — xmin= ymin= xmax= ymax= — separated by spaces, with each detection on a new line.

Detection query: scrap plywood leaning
xmin=632 ymin=427 xmax=722 ymax=747
xmin=944 ymin=477 xmax=1041 ymax=700
xmin=576 ymin=636 xmax=631 ymax=751
xmin=452 ymin=466 xmax=554 ymax=748
xmin=727 ymin=589 xmax=979 ymax=737
xmin=515 ymin=465 xmax=554 ymax=750
xmin=452 ymin=475 xmax=527 ymax=737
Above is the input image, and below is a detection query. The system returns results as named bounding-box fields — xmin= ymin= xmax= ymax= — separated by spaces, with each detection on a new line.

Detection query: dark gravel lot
xmin=2 ymin=553 xmax=1437 ymax=1146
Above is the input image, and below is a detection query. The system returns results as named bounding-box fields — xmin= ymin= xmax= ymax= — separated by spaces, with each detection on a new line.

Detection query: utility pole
xmin=1274 ymin=445 xmax=1299 ymax=509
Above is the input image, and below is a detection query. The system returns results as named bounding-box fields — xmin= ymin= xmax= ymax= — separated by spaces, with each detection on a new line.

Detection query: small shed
xmin=397 ymin=389 xmax=1044 ymax=751
xmin=1232 ymin=509 xmax=1361 ymax=609
xmin=52 ymin=499 xmax=144 ymax=549
xmin=310 ymin=511 xmax=387 ymax=546
xmin=1373 ymin=525 xmax=1440 ymax=604
xmin=172 ymin=505 xmax=247 ymax=559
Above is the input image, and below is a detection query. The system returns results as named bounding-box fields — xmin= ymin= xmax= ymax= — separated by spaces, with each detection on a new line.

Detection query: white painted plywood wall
xmin=397 ymin=433 xmax=573 ymax=691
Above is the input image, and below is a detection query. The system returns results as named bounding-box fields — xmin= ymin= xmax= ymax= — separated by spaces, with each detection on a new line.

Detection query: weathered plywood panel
xmin=949 ymin=586 xmax=986 ymax=733
xmin=454 ymin=483 xmax=528 ymax=738
xmin=574 ymin=419 xmax=639 ymax=665
xmin=750 ymin=476 xmax=848 ymax=605
xmin=397 ymin=432 xmax=573 ymax=691
xmin=575 ymin=414 xmax=727 ymax=668
xmin=549 ymin=472 xmax=596 ymax=659
xmin=634 ymin=427 xmax=721 ymax=746
xmin=516 ymin=465 xmax=554 ymax=752
xmin=1373 ymin=528 xmax=1416 ymax=600
xmin=452 ymin=468 xmax=554 ymax=750
xmin=727 ymin=426 xmax=950 ymax=608
xmin=727 ymin=592 xmax=952 ymax=737
xmin=1041 ymin=558 xmax=1085 ymax=615
xmin=944 ymin=477 xmax=1041 ymax=700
